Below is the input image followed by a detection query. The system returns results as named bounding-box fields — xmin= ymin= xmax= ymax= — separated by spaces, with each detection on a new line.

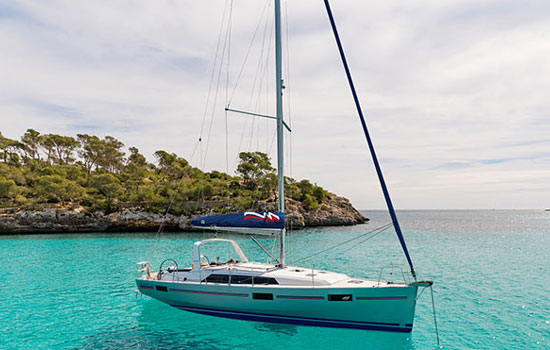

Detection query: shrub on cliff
xmin=0 ymin=177 xmax=17 ymax=199
xmin=0 ymin=129 xmax=335 ymax=215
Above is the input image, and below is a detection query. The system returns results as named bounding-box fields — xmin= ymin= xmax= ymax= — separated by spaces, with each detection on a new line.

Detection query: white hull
xmin=137 ymin=264 xmax=421 ymax=333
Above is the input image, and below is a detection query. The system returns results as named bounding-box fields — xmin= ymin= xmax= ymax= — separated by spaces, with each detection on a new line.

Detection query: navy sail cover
xmin=192 ymin=212 xmax=284 ymax=232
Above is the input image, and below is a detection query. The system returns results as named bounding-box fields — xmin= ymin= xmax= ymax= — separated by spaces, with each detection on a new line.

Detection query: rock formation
xmin=0 ymin=195 xmax=367 ymax=234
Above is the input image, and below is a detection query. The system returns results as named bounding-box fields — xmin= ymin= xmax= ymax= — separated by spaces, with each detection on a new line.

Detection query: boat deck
xmin=150 ymin=261 xmax=408 ymax=289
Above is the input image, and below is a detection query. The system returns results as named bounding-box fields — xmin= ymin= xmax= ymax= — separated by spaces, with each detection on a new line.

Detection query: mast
xmin=274 ymin=0 xmax=285 ymax=266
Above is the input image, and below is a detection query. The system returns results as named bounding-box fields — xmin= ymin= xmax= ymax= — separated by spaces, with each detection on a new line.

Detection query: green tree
xmin=312 ymin=185 xmax=326 ymax=202
xmin=39 ymin=134 xmax=57 ymax=165
xmin=34 ymin=175 xmax=83 ymax=205
xmin=0 ymin=131 xmax=10 ymax=163
xmin=89 ymin=173 xmax=122 ymax=213
xmin=154 ymin=150 xmax=189 ymax=180
xmin=0 ymin=129 xmax=335 ymax=216
xmin=99 ymin=136 xmax=125 ymax=173
xmin=260 ymin=172 xmax=277 ymax=200
xmin=46 ymin=134 xmax=79 ymax=165
xmin=154 ymin=150 xmax=177 ymax=177
xmin=0 ymin=177 xmax=17 ymax=200
xmin=128 ymin=146 xmax=147 ymax=167
xmin=236 ymin=152 xmax=275 ymax=189
xmin=20 ymin=129 xmax=41 ymax=165
xmin=303 ymin=193 xmax=320 ymax=210
xmin=0 ymin=132 xmax=23 ymax=165
xmin=122 ymin=148 xmax=150 ymax=199
xmin=77 ymin=135 xmax=125 ymax=174
xmin=77 ymin=134 xmax=103 ymax=175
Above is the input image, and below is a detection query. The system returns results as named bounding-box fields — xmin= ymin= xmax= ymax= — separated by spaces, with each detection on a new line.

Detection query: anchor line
xmin=430 ymin=285 xmax=442 ymax=349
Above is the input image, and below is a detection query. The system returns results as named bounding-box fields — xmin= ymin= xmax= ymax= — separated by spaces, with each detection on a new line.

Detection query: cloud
xmin=0 ymin=0 xmax=549 ymax=209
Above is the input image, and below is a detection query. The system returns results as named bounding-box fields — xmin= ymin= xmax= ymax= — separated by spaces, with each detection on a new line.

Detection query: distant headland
xmin=0 ymin=129 xmax=366 ymax=234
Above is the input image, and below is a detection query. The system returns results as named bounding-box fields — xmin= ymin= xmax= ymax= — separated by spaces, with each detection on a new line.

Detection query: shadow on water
xmin=72 ymin=327 xmax=225 ymax=350
xmin=74 ymin=327 xmax=210 ymax=349
xmin=254 ymin=322 xmax=299 ymax=336
xmin=70 ymin=301 xmax=227 ymax=350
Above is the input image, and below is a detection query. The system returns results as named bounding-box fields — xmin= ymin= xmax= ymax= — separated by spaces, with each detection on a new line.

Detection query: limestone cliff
xmin=0 ymin=195 xmax=367 ymax=234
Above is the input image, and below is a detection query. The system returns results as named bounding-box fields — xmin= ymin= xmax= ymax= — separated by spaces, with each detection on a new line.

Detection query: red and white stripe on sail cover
xmin=244 ymin=212 xmax=281 ymax=223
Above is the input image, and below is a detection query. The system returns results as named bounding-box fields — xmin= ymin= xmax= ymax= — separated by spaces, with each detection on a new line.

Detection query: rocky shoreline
xmin=0 ymin=195 xmax=367 ymax=234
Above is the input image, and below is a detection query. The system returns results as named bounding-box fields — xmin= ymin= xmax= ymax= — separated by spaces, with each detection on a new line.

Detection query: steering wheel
xmin=158 ymin=258 xmax=178 ymax=280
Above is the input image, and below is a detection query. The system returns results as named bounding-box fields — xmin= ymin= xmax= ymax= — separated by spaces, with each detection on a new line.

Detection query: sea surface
xmin=1 ymin=210 xmax=549 ymax=349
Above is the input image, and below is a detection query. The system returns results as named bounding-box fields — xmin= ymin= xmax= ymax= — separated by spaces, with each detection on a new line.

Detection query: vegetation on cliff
xmin=0 ymin=129 xmax=334 ymax=216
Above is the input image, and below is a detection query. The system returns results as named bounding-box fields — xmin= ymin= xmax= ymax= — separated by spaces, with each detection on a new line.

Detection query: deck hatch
xmin=328 ymin=294 xmax=352 ymax=301
xmin=253 ymin=293 xmax=274 ymax=300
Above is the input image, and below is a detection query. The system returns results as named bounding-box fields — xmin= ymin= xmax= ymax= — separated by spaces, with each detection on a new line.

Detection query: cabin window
xmin=230 ymin=275 xmax=253 ymax=284
xmin=328 ymin=294 xmax=352 ymax=301
xmin=203 ymin=274 xmax=230 ymax=283
xmin=155 ymin=285 xmax=168 ymax=292
xmin=253 ymin=293 xmax=274 ymax=300
xmin=202 ymin=274 xmax=279 ymax=285
xmin=253 ymin=277 xmax=279 ymax=285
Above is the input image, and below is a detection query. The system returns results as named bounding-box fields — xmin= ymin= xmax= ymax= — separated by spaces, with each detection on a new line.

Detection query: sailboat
xmin=136 ymin=0 xmax=433 ymax=333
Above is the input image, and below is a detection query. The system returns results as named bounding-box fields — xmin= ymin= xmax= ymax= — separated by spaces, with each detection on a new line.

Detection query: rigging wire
xmin=246 ymin=7 xmax=273 ymax=154
xmin=147 ymin=169 xmax=191 ymax=260
xmin=199 ymin=133 xmax=205 ymax=207
xmin=199 ymin=0 xmax=231 ymax=143
xmin=270 ymin=235 xmax=278 ymax=264
xmin=189 ymin=137 xmax=201 ymax=164
xmin=198 ymin=0 xmax=234 ymax=209
xmin=193 ymin=0 xmax=231 ymax=207
xmin=293 ymin=222 xmax=393 ymax=264
xmin=227 ymin=0 xmax=271 ymax=107
xmin=346 ymin=227 xmax=388 ymax=251
xmin=231 ymin=0 xmax=273 ymax=172
xmin=202 ymin=5 xmax=233 ymax=170
xmin=225 ymin=0 xmax=277 ymax=214
xmin=256 ymin=14 xmax=274 ymax=153
xmin=148 ymin=201 xmax=174 ymax=260
xmin=199 ymin=0 xmax=232 ymax=208
xmin=246 ymin=8 xmax=271 ymax=110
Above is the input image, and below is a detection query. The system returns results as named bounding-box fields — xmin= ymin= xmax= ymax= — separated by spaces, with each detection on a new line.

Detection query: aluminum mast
xmin=274 ymin=0 xmax=285 ymax=266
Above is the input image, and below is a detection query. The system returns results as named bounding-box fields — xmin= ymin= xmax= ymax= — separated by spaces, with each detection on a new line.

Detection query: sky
xmin=1 ymin=0 xmax=549 ymax=210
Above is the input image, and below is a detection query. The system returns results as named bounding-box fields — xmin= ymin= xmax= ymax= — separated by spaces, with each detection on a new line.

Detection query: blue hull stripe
xmin=170 ymin=305 xmax=411 ymax=332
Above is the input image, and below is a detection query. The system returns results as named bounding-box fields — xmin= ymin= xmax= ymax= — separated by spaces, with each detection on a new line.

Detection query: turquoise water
xmin=1 ymin=210 xmax=549 ymax=349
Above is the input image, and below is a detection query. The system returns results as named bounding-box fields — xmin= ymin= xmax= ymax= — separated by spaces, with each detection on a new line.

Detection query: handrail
xmin=377 ymin=265 xmax=408 ymax=286
xmin=158 ymin=258 xmax=179 ymax=281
